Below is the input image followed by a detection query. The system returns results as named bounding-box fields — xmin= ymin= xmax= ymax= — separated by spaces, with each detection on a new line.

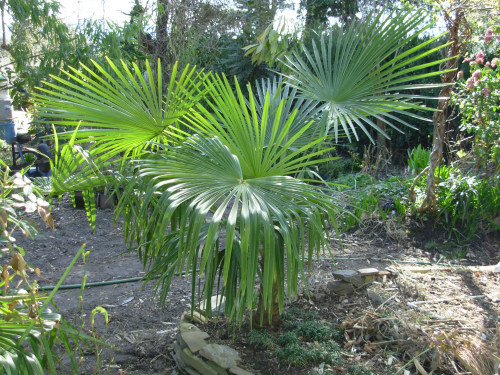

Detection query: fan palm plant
xmin=32 ymin=7 xmax=452 ymax=326
xmin=118 ymin=74 xmax=340 ymax=326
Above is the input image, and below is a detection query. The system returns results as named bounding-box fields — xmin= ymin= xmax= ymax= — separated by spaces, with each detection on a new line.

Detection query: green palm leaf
xmin=253 ymin=77 xmax=326 ymax=149
xmin=33 ymin=59 xmax=211 ymax=159
xmin=281 ymin=7 xmax=454 ymax=142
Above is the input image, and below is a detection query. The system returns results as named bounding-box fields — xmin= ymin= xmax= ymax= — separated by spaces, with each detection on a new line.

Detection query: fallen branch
xmin=409 ymin=166 xmax=430 ymax=202
xmin=407 ymin=302 xmax=446 ymax=320
xmin=411 ymin=295 xmax=485 ymax=305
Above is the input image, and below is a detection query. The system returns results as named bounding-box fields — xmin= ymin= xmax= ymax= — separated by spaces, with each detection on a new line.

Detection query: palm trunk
xmin=253 ymin=279 xmax=280 ymax=328
xmin=253 ymin=250 xmax=280 ymax=329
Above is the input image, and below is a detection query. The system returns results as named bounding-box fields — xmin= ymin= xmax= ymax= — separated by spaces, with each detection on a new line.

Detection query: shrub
xmin=0 ymin=160 xmax=105 ymax=373
xmin=453 ymin=49 xmax=500 ymax=167
xmin=437 ymin=171 xmax=500 ymax=243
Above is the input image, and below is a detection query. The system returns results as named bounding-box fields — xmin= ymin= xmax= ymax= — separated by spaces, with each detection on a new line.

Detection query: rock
xmin=327 ymin=280 xmax=354 ymax=295
xmin=229 ymin=367 xmax=254 ymax=375
xmin=494 ymin=262 xmax=500 ymax=274
xmin=182 ymin=347 xmax=218 ymax=375
xmin=180 ymin=311 xmax=208 ymax=325
xmin=206 ymin=361 xmax=229 ymax=375
xmin=179 ymin=330 xmax=210 ymax=353
xmin=198 ymin=295 xmax=226 ymax=316
xmin=175 ymin=342 xmax=203 ymax=375
xmin=332 ymin=270 xmax=364 ymax=287
xmin=191 ymin=310 xmax=208 ymax=324
xmin=199 ymin=344 xmax=241 ymax=369
xmin=173 ymin=342 xmax=186 ymax=368
xmin=367 ymin=286 xmax=395 ymax=306
xmin=179 ymin=321 xmax=202 ymax=333
xmin=358 ymin=268 xmax=379 ymax=275
xmin=358 ymin=268 xmax=379 ymax=282
xmin=185 ymin=367 xmax=203 ymax=375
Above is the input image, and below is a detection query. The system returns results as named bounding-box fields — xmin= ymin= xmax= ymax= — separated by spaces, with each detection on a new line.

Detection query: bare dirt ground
xmin=17 ymin=199 xmax=500 ymax=375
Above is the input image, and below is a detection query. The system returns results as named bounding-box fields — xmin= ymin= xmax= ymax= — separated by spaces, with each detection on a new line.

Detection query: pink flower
xmin=472 ymin=69 xmax=481 ymax=80
xmin=463 ymin=57 xmax=471 ymax=63
xmin=457 ymin=71 xmax=464 ymax=80
xmin=486 ymin=61 xmax=491 ymax=67
xmin=482 ymin=88 xmax=491 ymax=96
xmin=485 ymin=29 xmax=493 ymax=43
xmin=492 ymin=58 xmax=500 ymax=68
xmin=466 ymin=78 xmax=474 ymax=90
xmin=476 ymin=51 xmax=485 ymax=65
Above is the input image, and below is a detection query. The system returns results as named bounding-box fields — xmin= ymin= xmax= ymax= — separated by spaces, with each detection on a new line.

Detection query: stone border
xmin=173 ymin=267 xmax=396 ymax=374
xmin=173 ymin=312 xmax=254 ymax=375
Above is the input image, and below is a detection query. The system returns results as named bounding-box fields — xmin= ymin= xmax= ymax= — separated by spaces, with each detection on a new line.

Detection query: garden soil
xmin=17 ymin=198 xmax=500 ymax=375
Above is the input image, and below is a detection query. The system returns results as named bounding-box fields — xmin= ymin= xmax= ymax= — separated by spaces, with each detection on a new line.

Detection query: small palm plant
xmin=119 ymin=75 xmax=340 ymax=326
xmin=32 ymin=7 xmax=451 ymax=327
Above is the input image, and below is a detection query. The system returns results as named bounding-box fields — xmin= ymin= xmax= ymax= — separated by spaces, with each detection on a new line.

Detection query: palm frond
xmin=281 ymin=7 xmax=453 ymax=142
xmin=33 ymin=59 xmax=211 ymax=159
xmin=253 ymin=77 xmax=326 ymax=149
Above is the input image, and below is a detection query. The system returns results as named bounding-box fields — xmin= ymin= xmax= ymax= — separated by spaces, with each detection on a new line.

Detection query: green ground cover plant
xmin=408 ymin=145 xmax=431 ymax=175
xmin=248 ymin=308 xmax=345 ymax=368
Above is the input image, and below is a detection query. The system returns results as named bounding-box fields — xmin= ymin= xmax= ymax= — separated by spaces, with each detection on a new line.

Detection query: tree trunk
xmin=418 ymin=7 xmax=464 ymax=213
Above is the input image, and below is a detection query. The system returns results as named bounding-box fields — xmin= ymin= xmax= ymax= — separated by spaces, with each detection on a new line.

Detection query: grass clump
xmin=248 ymin=329 xmax=275 ymax=350
xmin=267 ymin=308 xmax=346 ymax=367
xmin=277 ymin=331 xmax=301 ymax=346
xmin=292 ymin=320 xmax=333 ymax=342
xmin=275 ymin=342 xmax=310 ymax=366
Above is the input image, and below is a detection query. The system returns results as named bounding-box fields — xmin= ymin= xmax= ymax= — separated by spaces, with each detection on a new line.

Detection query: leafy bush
xmin=317 ymin=157 xmax=361 ymax=180
xmin=0 ymin=160 xmax=104 ymax=374
xmin=294 ymin=320 xmax=333 ymax=342
xmin=408 ymin=145 xmax=431 ymax=175
xmin=275 ymin=342 xmax=310 ymax=366
xmin=437 ymin=171 xmax=500 ymax=243
xmin=277 ymin=331 xmax=301 ymax=347
xmin=248 ymin=329 xmax=275 ymax=350
xmin=332 ymin=174 xmax=410 ymax=231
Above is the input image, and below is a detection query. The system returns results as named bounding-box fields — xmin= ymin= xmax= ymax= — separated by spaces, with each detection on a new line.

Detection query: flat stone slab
xmin=357 ymin=268 xmax=379 ymax=276
xmin=182 ymin=347 xmax=218 ymax=375
xmin=229 ymin=367 xmax=254 ymax=375
xmin=180 ymin=321 xmax=204 ymax=333
xmin=332 ymin=270 xmax=364 ymax=287
xmin=199 ymin=344 xmax=241 ymax=369
xmin=327 ymin=280 xmax=354 ymax=295
xmin=180 ymin=330 xmax=210 ymax=353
